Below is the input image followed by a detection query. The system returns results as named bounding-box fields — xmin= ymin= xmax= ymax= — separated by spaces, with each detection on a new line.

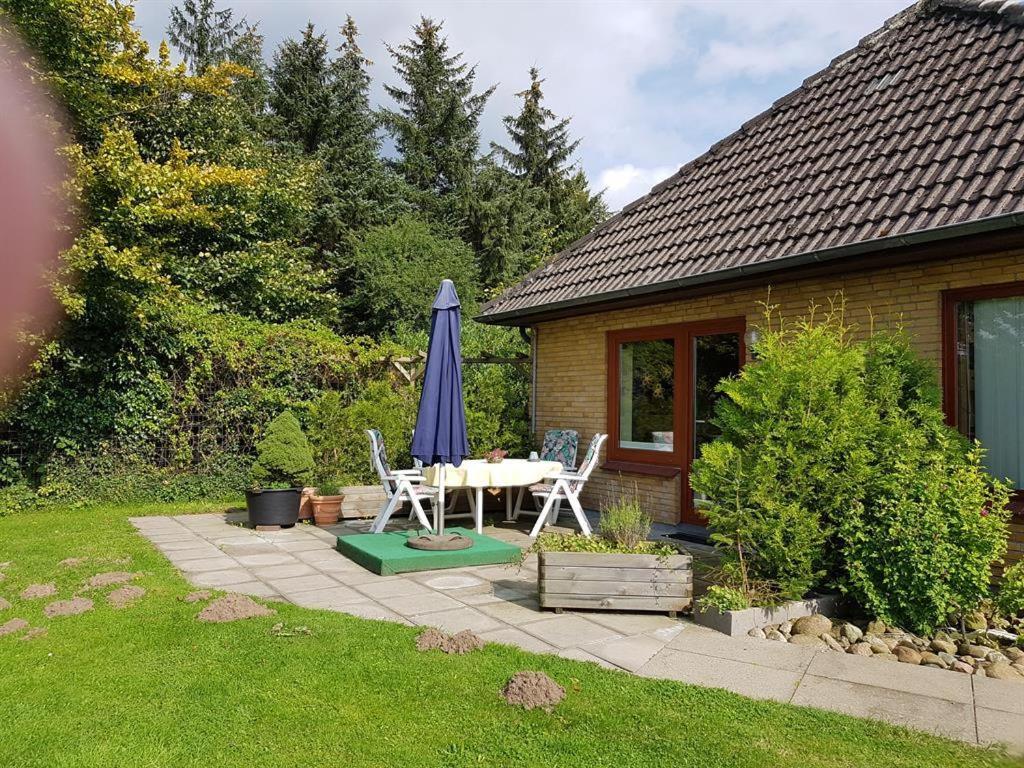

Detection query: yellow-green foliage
xmin=251 ymin=410 xmax=315 ymax=487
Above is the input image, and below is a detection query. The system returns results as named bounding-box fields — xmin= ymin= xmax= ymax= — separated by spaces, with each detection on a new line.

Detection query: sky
xmin=132 ymin=0 xmax=909 ymax=210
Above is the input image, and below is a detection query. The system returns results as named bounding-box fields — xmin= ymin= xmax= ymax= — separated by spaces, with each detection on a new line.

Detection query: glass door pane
xmin=957 ymin=296 xmax=1024 ymax=487
xmin=690 ymin=332 xmax=741 ymax=515
xmin=618 ymin=338 xmax=675 ymax=452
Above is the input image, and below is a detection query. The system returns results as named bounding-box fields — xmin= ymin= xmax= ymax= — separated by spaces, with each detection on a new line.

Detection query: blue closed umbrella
xmin=411 ymin=279 xmax=470 ymax=533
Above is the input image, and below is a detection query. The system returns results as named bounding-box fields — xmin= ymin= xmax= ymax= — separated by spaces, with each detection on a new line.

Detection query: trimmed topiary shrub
xmin=251 ymin=410 xmax=315 ymax=488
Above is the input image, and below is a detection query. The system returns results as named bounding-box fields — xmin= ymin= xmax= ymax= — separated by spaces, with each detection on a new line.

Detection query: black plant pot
xmin=246 ymin=488 xmax=301 ymax=527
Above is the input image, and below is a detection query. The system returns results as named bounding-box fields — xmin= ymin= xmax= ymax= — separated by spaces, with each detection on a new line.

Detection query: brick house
xmin=477 ymin=0 xmax=1024 ymax=563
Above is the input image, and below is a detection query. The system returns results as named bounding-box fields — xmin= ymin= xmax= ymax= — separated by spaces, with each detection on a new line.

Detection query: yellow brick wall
xmin=532 ymin=248 xmax=1024 ymax=548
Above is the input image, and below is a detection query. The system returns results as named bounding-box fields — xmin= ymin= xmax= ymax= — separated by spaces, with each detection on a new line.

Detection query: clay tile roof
xmin=478 ymin=0 xmax=1024 ymax=324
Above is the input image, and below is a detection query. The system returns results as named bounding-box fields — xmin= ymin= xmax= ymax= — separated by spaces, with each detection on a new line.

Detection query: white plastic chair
xmin=366 ymin=429 xmax=435 ymax=533
xmin=525 ymin=433 xmax=607 ymax=538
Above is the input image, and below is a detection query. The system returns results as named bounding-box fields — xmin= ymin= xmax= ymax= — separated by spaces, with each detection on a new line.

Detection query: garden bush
xmin=997 ymin=561 xmax=1024 ymax=618
xmin=251 ymin=410 xmax=315 ymax=488
xmin=691 ymin=302 xmax=1012 ymax=631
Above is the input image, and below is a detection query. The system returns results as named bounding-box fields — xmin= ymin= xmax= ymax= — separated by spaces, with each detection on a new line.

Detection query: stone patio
xmin=131 ymin=511 xmax=1024 ymax=754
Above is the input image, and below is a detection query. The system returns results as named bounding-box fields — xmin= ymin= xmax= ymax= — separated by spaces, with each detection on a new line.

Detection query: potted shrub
xmin=310 ymin=478 xmax=345 ymax=526
xmin=533 ymin=491 xmax=692 ymax=617
xmin=246 ymin=410 xmax=315 ymax=528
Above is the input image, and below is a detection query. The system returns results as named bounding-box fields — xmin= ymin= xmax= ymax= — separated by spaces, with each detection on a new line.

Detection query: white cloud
xmin=598 ymin=164 xmax=680 ymax=211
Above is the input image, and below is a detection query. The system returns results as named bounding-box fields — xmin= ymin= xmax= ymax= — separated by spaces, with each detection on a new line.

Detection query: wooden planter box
xmin=538 ymin=551 xmax=693 ymax=616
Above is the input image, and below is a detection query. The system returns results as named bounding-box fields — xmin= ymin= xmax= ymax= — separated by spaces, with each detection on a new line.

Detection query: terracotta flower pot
xmin=311 ymin=494 xmax=344 ymax=526
xmin=298 ymin=486 xmax=317 ymax=521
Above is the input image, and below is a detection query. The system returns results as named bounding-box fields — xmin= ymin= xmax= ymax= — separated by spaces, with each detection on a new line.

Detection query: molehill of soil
xmin=0 ymin=596 xmax=11 ymax=610
xmin=0 ymin=617 xmax=28 ymax=637
xmin=86 ymin=571 xmax=135 ymax=588
xmin=21 ymin=583 xmax=57 ymax=600
xmin=415 ymin=628 xmax=484 ymax=655
xmin=60 ymin=557 xmax=88 ymax=568
xmin=108 ymin=585 xmax=146 ymax=608
xmin=44 ymin=597 xmax=94 ymax=618
xmin=183 ymin=590 xmax=212 ymax=603
xmin=196 ymin=593 xmax=275 ymax=623
xmin=501 ymin=671 xmax=566 ymax=712
xmin=21 ymin=627 xmax=47 ymax=640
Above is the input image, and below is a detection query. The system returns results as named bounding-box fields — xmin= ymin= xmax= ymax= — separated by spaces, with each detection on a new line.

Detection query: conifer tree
xmin=167 ymin=0 xmax=244 ymax=73
xmin=268 ymin=23 xmax=333 ymax=153
xmin=381 ymin=17 xmax=495 ymax=197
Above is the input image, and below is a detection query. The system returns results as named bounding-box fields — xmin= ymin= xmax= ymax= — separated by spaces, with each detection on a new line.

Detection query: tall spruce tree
xmin=167 ymin=0 xmax=244 ymax=73
xmin=381 ymin=17 xmax=495 ymax=198
xmin=268 ymin=24 xmax=333 ymax=153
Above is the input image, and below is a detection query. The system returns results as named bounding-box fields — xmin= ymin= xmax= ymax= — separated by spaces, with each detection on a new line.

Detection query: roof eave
xmin=474 ymin=211 xmax=1024 ymax=326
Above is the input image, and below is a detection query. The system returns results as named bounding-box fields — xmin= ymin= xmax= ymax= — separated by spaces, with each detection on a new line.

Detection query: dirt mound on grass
xmin=21 ymin=583 xmax=57 ymax=599
xmin=60 ymin=557 xmax=87 ymax=567
xmin=415 ymin=628 xmax=484 ymax=655
xmin=0 ymin=617 xmax=28 ymax=637
xmin=86 ymin=572 xmax=135 ymax=589
xmin=108 ymin=585 xmax=146 ymax=608
xmin=44 ymin=597 xmax=94 ymax=618
xmin=21 ymin=627 xmax=47 ymax=641
xmin=501 ymin=671 xmax=565 ymax=712
xmin=0 ymin=597 xmax=10 ymax=610
xmin=183 ymin=590 xmax=211 ymax=603
xmin=196 ymin=593 xmax=275 ymax=623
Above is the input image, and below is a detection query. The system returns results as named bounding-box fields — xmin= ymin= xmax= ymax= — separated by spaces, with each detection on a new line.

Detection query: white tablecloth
xmin=423 ymin=458 xmax=562 ymax=489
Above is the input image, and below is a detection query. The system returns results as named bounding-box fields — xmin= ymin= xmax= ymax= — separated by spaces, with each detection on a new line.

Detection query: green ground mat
xmin=336 ymin=527 xmax=522 ymax=575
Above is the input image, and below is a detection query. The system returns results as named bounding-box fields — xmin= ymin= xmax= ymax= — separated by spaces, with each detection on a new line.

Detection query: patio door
xmin=607 ymin=318 xmax=745 ymax=526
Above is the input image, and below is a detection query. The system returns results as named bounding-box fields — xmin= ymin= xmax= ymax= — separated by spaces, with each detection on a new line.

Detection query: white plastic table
xmin=422 ymin=458 xmax=562 ymax=533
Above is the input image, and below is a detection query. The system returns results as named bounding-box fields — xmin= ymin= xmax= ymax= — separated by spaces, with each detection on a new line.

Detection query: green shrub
xmin=531 ymin=532 xmax=675 ymax=557
xmin=599 ymin=489 xmax=652 ymax=550
xmin=699 ymin=585 xmax=752 ymax=613
xmin=691 ymin=303 xmax=1012 ymax=632
xmin=251 ymin=410 xmax=315 ymax=488
xmin=690 ymin=305 xmax=872 ymax=600
xmin=997 ymin=561 xmax=1024 ymax=618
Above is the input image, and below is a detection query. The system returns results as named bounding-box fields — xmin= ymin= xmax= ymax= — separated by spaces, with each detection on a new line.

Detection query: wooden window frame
xmin=941 ymin=279 xmax=1024 ymax=502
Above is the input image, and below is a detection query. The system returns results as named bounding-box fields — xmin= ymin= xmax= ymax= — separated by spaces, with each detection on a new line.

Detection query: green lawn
xmin=0 ymin=503 xmax=1013 ymax=768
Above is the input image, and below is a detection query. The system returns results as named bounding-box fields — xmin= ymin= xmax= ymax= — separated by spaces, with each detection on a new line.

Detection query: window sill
xmin=601 ymin=460 xmax=680 ymax=478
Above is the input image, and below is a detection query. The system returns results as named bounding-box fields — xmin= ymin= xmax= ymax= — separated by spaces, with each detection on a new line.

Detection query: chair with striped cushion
xmin=525 ymin=433 xmax=608 ymax=537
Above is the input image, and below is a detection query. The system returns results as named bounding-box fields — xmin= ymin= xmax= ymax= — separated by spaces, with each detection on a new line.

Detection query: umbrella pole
xmin=436 ymin=463 xmax=445 ymax=535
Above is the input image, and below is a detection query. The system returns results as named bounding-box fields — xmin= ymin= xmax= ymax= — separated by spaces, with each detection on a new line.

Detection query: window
xmin=618 ymin=338 xmax=675 ymax=452
xmin=943 ymin=282 xmax=1024 ymax=490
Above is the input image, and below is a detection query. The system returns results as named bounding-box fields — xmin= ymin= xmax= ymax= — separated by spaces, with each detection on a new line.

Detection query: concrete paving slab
xmin=586 ymin=611 xmax=682 ymax=636
xmin=409 ymin=572 xmax=487 ymax=591
xmin=584 ymin=633 xmax=669 ymax=672
xmin=647 ymin=623 xmax=686 ymax=644
xmin=975 ymin=706 xmax=1024 ymax=752
xmin=154 ymin=539 xmax=211 ymax=552
xmin=478 ymin=627 xmax=556 ymax=654
xmin=379 ymin=592 xmax=463 ymax=616
xmin=176 ymin=556 xmax=241 ymax=573
xmin=222 ymin=581 xmax=279 ymax=598
xmin=189 ymin=568 xmax=257 ymax=588
xmin=355 ymin=579 xmax=432 ymax=600
xmin=411 ymin=606 xmax=503 ymax=634
xmin=791 ymin=674 xmax=976 ymax=743
xmin=162 ymin=545 xmax=224 ymax=561
xmin=278 ymin=539 xmax=334 ymax=553
xmin=558 ymin=647 xmax=620 ymax=670
xmin=209 ymin=535 xmax=259 ymax=547
xmin=447 ymin=586 xmax=502 ymax=605
xmin=268 ymin=574 xmax=341 ymax=595
xmin=667 ymin=623 xmax=815 ymax=672
xmin=638 ymin=648 xmax=803 ymax=703
xmin=520 ymin=615 xmax=621 ymax=649
xmin=339 ymin=600 xmax=412 ymax=625
xmin=476 ymin=597 xmax=546 ymax=625
xmin=250 ymin=563 xmax=317 ymax=580
xmin=972 ymin=674 xmax=1024 ymax=714
xmin=145 ymin=533 xmax=202 ymax=543
xmin=234 ymin=553 xmax=300 ymax=568
xmin=293 ymin=548 xmax=349 ymax=565
xmin=806 ymin=649 xmax=973 ymax=703
xmin=288 ymin=585 xmax=365 ymax=609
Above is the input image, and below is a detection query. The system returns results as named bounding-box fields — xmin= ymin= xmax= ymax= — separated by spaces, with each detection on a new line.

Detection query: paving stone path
xmin=132 ymin=512 xmax=1024 ymax=753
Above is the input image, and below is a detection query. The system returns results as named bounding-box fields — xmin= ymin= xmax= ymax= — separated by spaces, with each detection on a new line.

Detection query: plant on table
xmin=483 ymin=448 xmax=508 ymax=464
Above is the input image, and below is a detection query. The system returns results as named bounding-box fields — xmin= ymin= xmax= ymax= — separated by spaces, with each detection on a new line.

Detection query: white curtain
xmin=973 ymin=297 xmax=1024 ymax=487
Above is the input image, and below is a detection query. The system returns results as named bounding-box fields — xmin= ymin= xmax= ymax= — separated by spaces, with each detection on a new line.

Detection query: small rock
xmin=765 ymin=629 xmax=787 ymax=642
xmin=934 ymin=630 xmax=953 ymax=643
xmin=839 ymin=636 xmax=851 ymax=649
xmin=919 ymin=651 xmax=947 ymax=668
xmin=1004 ymin=647 xmax=1024 ymax=663
xmin=951 ymin=660 xmax=974 ymax=673
xmin=881 ymin=636 xmax=899 ymax=651
xmin=893 ymin=646 xmax=922 ymax=665
xmin=747 ymin=627 xmax=766 ymax=640
xmin=873 ymin=652 xmax=898 ymax=662
xmin=986 ymin=651 xmax=1008 ymax=665
xmin=938 ymin=651 xmax=958 ymax=667
xmin=777 ymin=620 xmax=793 ymax=636
xmin=963 ymin=644 xmax=989 ymax=659
xmin=963 ymin=611 xmax=987 ymax=632
xmin=840 ymin=623 xmax=863 ymax=643
xmin=897 ymin=638 xmax=919 ymax=650
xmin=866 ymin=619 xmax=886 ymax=635
xmin=792 ymin=614 xmax=832 ymax=637
xmin=974 ymin=666 xmax=988 ymax=676
xmin=822 ymin=633 xmax=845 ymax=652
xmin=986 ymin=663 xmax=1023 ymax=681
xmin=849 ymin=642 xmax=874 ymax=657
xmin=789 ymin=634 xmax=827 ymax=648
xmin=930 ymin=639 xmax=957 ymax=655
xmin=1012 ymin=661 xmax=1024 ymax=675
